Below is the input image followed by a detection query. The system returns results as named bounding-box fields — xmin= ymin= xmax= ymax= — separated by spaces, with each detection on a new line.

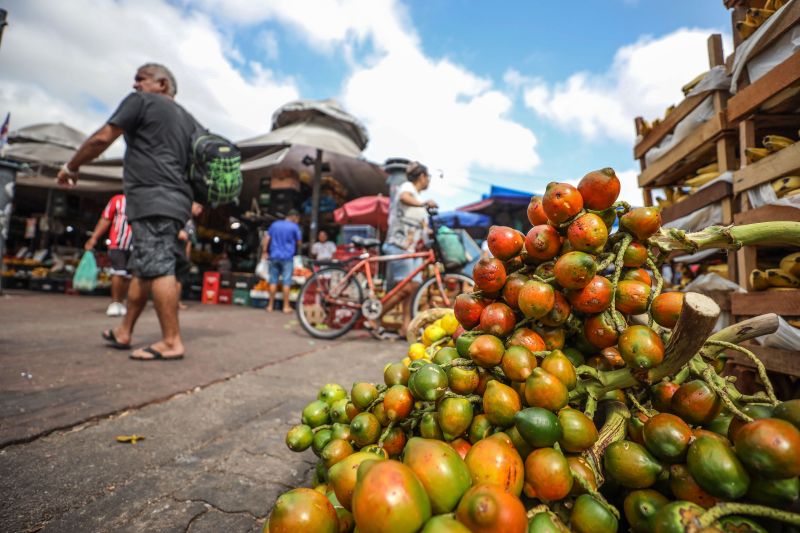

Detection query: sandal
xmin=129 ymin=346 xmax=184 ymax=361
xmin=102 ymin=329 xmax=131 ymax=350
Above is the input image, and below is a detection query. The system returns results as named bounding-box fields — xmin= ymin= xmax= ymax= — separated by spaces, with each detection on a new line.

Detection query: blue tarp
xmin=486 ymin=185 xmax=534 ymax=199
xmin=433 ymin=210 xmax=491 ymax=228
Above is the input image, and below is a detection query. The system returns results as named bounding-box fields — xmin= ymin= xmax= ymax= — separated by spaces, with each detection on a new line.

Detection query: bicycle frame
xmin=327 ymin=248 xmax=451 ymax=309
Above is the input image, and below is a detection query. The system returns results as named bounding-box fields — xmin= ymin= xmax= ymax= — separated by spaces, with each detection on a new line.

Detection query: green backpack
xmin=190 ymin=131 xmax=243 ymax=207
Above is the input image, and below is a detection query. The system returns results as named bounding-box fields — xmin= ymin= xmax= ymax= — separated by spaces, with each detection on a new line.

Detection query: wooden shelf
xmin=728 ymin=342 xmax=800 ymax=378
xmin=634 ymin=92 xmax=710 ymax=160
xmin=734 ymin=204 xmax=800 ymax=225
xmin=728 ymin=52 xmax=800 ymax=123
xmin=638 ymin=114 xmax=733 ymax=187
xmin=661 ymin=180 xmax=733 ymax=224
xmin=731 ymin=289 xmax=800 ymax=316
xmin=732 ymin=141 xmax=800 ymax=194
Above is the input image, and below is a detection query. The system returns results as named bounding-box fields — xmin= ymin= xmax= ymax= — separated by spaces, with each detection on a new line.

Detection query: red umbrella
xmin=334 ymin=195 xmax=390 ymax=232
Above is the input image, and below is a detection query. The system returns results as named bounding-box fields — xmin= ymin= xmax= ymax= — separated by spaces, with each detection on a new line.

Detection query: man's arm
xmin=399 ymin=190 xmax=437 ymax=208
xmin=57 ymin=124 xmax=123 ymax=186
xmin=261 ymin=233 xmax=270 ymax=259
xmin=85 ymin=217 xmax=112 ymax=251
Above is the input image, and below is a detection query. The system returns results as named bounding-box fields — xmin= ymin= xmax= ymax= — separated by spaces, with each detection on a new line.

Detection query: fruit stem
xmin=582 ymin=401 xmax=629 ymax=487
xmin=645 ymin=257 xmax=663 ymax=328
xmin=650 ymin=222 xmax=800 ymax=253
xmin=696 ymin=363 xmax=753 ymax=422
xmin=697 ymin=502 xmax=800 ymax=528
xmin=571 ymin=469 xmax=620 ymax=520
xmin=626 ymin=391 xmax=656 ymax=417
xmin=609 ymin=234 xmax=632 ymax=332
xmin=377 ymin=421 xmax=395 ymax=447
xmin=705 ymin=340 xmax=779 ymax=405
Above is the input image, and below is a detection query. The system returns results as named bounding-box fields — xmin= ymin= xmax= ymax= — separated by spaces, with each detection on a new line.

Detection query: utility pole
xmin=0 ymin=9 xmax=8 ymax=50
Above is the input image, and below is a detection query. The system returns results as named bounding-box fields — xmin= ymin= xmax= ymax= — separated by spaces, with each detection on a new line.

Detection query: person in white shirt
xmin=381 ymin=161 xmax=438 ymax=334
xmin=311 ymin=230 xmax=337 ymax=261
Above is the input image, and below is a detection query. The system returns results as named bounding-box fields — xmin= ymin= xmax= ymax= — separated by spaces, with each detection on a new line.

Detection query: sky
xmin=0 ymin=0 xmax=733 ymax=210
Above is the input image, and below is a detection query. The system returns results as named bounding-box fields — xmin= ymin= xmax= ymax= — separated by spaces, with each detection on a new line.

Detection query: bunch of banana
xmin=780 ymin=252 xmax=800 ymax=277
xmin=750 ymin=269 xmax=770 ymax=290
xmin=751 ymin=252 xmax=800 ymax=291
xmin=764 ymin=0 xmax=784 ymax=11
xmin=745 ymin=147 xmax=771 ymax=163
xmin=673 ymin=188 xmax=689 ymax=203
xmin=681 ymin=71 xmax=708 ymax=96
xmin=737 ymin=3 xmax=778 ymax=39
xmin=772 ymin=176 xmax=800 ymax=198
xmin=766 ymin=268 xmax=800 ymax=288
xmin=763 ymin=134 xmax=795 ymax=152
xmin=684 ymin=162 xmax=720 ymax=188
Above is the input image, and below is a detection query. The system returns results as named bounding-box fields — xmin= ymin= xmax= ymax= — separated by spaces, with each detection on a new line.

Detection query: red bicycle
xmin=296 ymin=218 xmax=474 ymax=339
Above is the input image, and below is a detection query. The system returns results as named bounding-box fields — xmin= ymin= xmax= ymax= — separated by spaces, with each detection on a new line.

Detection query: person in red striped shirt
xmin=86 ymin=193 xmax=133 ymax=316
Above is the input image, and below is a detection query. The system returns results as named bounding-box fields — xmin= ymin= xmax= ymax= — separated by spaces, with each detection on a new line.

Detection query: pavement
xmin=0 ymin=290 xmax=401 ymax=532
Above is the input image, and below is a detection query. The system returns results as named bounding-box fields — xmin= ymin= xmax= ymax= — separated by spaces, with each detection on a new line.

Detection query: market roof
xmin=457 ymin=184 xmax=534 ymax=213
xmin=3 ymin=122 xmax=89 ymax=165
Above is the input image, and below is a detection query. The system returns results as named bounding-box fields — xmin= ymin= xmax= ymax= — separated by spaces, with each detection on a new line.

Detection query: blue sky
xmin=0 ymin=0 xmax=733 ymax=208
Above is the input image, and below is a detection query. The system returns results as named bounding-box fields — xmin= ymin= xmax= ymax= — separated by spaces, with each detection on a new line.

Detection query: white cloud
xmin=0 ymin=0 xmax=299 ymax=154
xmin=521 ymin=28 xmax=732 ymax=143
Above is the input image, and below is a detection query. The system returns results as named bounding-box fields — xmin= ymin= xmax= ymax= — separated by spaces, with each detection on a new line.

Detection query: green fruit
xmin=403 ymin=437 xmax=472 ymax=514
xmin=603 ymin=440 xmax=663 ymax=489
xmin=330 ymin=398 xmax=350 ymax=424
xmin=312 ymin=428 xmax=333 ymax=457
xmin=330 ymin=422 xmax=351 ymax=442
xmin=746 ymin=475 xmax=799 ymax=506
xmin=421 ymin=514 xmax=471 ymax=533
xmin=562 ymin=347 xmax=585 ymax=367
xmin=706 ymin=413 xmax=732 ymax=437
xmin=528 ymin=511 xmax=570 ymax=533
xmin=558 ymin=407 xmax=598 ymax=452
xmin=514 ymin=407 xmax=562 ymax=448
xmin=419 ymin=412 xmax=444 ymax=440
xmin=715 ymin=516 xmax=768 ymax=533
xmin=774 ymin=399 xmax=800 ymax=428
xmin=351 ymin=382 xmax=378 ymax=410
xmin=286 ymin=424 xmax=314 ymax=452
xmin=438 ymin=397 xmax=474 ymax=441
xmin=687 ymin=434 xmax=750 ymax=500
xmin=302 ymin=400 xmax=331 ymax=428
xmin=650 ymin=501 xmax=704 ymax=533
xmin=409 ymin=363 xmax=449 ymax=402
xmin=318 ymin=383 xmax=347 ymax=405
xmin=570 ymin=494 xmax=618 ymax=533
xmin=456 ymin=333 xmax=476 ymax=357
xmin=624 ymin=489 xmax=669 ymax=533
xmin=432 ymin=346 xmax=459 ymax=366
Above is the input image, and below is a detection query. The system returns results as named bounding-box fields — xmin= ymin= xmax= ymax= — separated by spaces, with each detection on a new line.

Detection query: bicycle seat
xmin=351 ymin=236 xmax=381 ymax=248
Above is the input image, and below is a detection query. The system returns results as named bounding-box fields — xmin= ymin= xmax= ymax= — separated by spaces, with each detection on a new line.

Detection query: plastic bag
xmin=73 ymin=251 xmax=98 ymax=291
xmin=255 ymin=258 xmax=270 ymax=280
xmin=436 ymin=226 xmax=468 ymax=270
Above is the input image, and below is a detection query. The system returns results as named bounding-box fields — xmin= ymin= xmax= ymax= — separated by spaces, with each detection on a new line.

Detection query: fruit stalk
xmin=650 ymin=222 xmax=800 ymax=253
xmin=582 ymin=401 xmax=629 ymax=486
xmin=696 ymin=502 xmax=800 ymax=529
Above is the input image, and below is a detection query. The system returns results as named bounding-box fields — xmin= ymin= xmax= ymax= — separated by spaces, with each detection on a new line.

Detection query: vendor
xmin=311 ymin=230 xmax=336 ymax=261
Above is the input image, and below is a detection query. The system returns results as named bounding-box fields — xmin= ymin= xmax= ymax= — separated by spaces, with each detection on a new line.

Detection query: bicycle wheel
xmin=297 ymin=267 xmax=363 ymax=339
xmin=410 ymin=272 xmax=474 ymax=317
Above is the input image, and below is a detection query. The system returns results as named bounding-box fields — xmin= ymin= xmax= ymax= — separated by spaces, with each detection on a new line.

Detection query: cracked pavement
xmin=0 ymin=291 xmax=397 ymax=532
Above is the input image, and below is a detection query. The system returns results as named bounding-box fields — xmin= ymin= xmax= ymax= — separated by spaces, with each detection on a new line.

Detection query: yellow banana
xmin=764 ymin=0 xmax=783 ymax=11
xmin=766 ymin=268 xmax=800 ymax=288
xmin=685 ymin=172 xmax=721 ymax=187
xmin=749 ymin=269 xmax=770 ymax=291
xmin=745 ymin=147 xmax=771 ymax=163
xmin=763 ymin=135 xmax=795 ymax=152
xmin=783 ymin=189 xmax=800 ymax=198
xmin=773 ymin=176 xmax=800 ymax=197
xmin=707 ymin=264 xmax=729 ymax=276
xmin=780 ymin=252 xmax=800 ymax=277
xmin=656 ymin=197 xmax=673 ymax=208
xmin=747 ymin=8 xmax=775 ymax=24
xmin=696 ymin=162 xmax=719 ymax=175
xmin=737 ymin=20 xmax=759 ymax=39
xmin=682 ymin=71 xmax=708 ymax=96
xmin=788 ymin=318 xmax=800 ymax=328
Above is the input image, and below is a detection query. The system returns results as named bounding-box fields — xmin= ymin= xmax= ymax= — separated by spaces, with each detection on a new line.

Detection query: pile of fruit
xmin=750 ymin=251 xmax=800 ymax=291
xmin=736 ymin=0 xmax=784 ymax=40
xmin=266 ymin=168 xmax=800 ymax=533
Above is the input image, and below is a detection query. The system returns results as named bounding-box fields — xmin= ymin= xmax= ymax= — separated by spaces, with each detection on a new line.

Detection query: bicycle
xmin=296 ymin=209 xmax=474 ymax=339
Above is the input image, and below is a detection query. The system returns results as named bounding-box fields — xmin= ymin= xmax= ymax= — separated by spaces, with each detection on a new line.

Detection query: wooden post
xmin=707 ymin=34 xmax=724 ymax=68
xmin=642 ymin=188 xmax=653 ymax=207
xmin=309 ymin=149 xmax=323 ymax=248
xmin=736 ymin=120 xmax=757 ymax=289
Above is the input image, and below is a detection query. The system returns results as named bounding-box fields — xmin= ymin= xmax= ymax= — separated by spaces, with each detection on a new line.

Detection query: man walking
xmin=261 ymin=210 xmax=302 ymax=313
xmin=57 ymin=63 xmax=197 ymax=361
xmin=85 ymin=193 xmax=133 ymax=316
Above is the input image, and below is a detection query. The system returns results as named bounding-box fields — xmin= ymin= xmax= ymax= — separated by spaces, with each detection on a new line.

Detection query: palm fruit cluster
xmin=267 ymin=168 xmax=800 ymax=533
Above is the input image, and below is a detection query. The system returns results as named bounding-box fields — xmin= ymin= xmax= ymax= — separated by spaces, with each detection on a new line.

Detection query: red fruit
xmin=567 ymin=213 xmax=608 ymax=253
xmin=454 ymin=293 xmax=489 ymax=330
xmin=539 ymin=290 xmax=571 ymax=327
xmin=615 ymin=279 xmax=651 ymax=315
xmin=473 ymin=257 xmax=507 ymax=294
xmin=479 ymin=302 xmax=517 ymax=337
xmin=672 ymin=380 xmax=722 ymax=425
xmin=524 ymin=447 xmax=573 ymax=501
xmin=618 ymin=325 xmax=664 ymax=369
xmin=584 ymin=313 xmax=619 ymax=349
xmin=554 ymin=251 xmax=598 ymax=290
xmin=577 ymin=168 xmax=620 ymax=210
xmin=543 ymin=182 xmax=584 ymax=223
xmin=623 ymin=242 xmax=648 ymax=267
xmin=651 ymin=292 xmax=684 ymax=329
xmin=518 ymin=280 xmax=555 ymax=319
xmin=733 ymin=418 xmax=800 ymax=479
xmin=624 ymin=268 xmax=652 ymax=286
xmin=468 ymin=334 xmax=506 ymax=368
xmin=487 ymin=225 xmax=524 ymax=261
xmin=507 ymin=327 xmax=547 ymax=353
xmin=456 ymin=484 xmax=527 ymax=533
xmin=524 ymin=225 xmax=561 ymax=261
xmin=651 ymin=381 xmax=680 ymax=413
xmin=269 ymin=487 xmax=339 ymax=533
xmin=502 ymin=272 xmax=527 ymax=310
xmin=620 ymin=207 xmax=662 ymax=241
xmin=527 ymin=196 xmax=549 ymax=226
xmin=566 ymin=275 xmax=613 ymax=314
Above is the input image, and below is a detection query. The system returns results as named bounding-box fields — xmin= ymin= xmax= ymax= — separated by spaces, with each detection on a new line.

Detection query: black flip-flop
xmin=102 ymin=329 xmax=131 ymax=350
xmin=129 ymin=346 xmax=184 ymax=361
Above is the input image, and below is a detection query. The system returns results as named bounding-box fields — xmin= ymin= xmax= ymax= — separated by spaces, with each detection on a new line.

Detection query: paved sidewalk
xmin=0 ymin=291 xmax=401 ymax=532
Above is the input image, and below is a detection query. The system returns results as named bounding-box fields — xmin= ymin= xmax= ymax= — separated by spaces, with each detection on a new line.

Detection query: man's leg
xmin=267 ymin=283 xmax=277 ymax=312
xmin=282 ymin=260 xmax=293 ymax=314
xmin=110 ymin=274 xmax=125 ymax=303
xmin=112 ymin=276 xmax=150 ymax=345
xmin=147 ymin=274 xmax=184 ymax=356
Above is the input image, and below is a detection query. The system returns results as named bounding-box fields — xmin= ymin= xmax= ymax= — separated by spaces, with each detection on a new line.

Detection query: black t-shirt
xmin=108 ymin=92 xmax=198 ymax=222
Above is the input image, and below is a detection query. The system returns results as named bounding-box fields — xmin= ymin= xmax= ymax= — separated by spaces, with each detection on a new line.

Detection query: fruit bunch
xmin=750 ymin=251 xmax=800 ymax=291
xmin=267 ymin=169 xmax=800 ymax=533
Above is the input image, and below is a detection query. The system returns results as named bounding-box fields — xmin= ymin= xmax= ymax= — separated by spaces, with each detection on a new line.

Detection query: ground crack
xmin=170 ymin=495 xmax=265 ymax=522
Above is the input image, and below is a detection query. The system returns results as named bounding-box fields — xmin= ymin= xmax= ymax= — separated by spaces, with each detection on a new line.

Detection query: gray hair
xmin=139 ymin=63 xmax=177 ymax=96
